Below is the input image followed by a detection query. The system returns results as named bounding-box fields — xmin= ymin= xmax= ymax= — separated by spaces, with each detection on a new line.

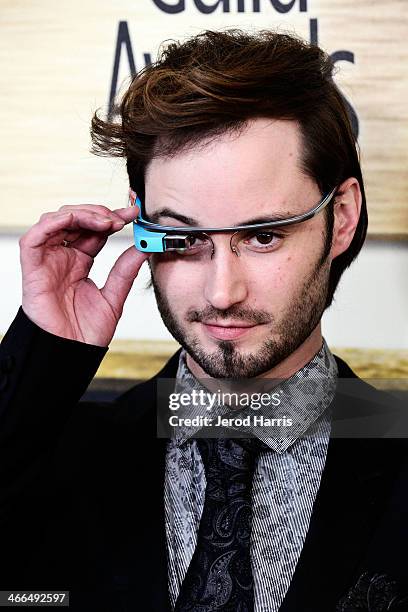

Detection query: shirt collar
xmin=172 ymin=340 xmax=338 ymax=453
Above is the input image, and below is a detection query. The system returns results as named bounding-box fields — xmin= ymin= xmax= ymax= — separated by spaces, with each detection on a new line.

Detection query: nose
xmin=203 ymin=241 xmax=248 ymax=310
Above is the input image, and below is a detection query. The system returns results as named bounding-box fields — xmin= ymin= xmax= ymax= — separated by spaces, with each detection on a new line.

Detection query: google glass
xmin=130 ymin=187 xmax=337 ymax=257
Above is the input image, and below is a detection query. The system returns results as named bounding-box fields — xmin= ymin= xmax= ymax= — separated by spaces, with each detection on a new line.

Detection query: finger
xmin=43 ymin=228 xmax=104 ymax=252
xmin=100 ymin=246 xmax=150 ymax=317
xmin=112 ymin=206 xmax=140 ymax=223
xmin=24 ymin=210 xmax=124 ymax=249
xmin=58 ymin=203 xmax=129 ymax=225
xmin=44 ymin=228 xmax=82 ymax=247
xmin=59 ymin=203 xmax=116 ymax=216
xmin=63 ymin=232 xmax=109 ymax=258
xmin=65 ymin=207 xmax=139 ymax=257
xmin=66 ymin=209 xmax=127 ymax=230
xmin=57 ymin=204 xmax=139 ymax=225
xmin=20 ymin=212 xmax=74 ymax=249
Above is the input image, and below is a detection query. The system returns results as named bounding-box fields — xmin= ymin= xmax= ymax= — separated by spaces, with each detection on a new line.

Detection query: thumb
xmin=100 ymin=246 xmax=150 ymax=317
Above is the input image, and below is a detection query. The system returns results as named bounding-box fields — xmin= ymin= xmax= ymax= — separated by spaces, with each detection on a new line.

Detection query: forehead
xmin=145 ymin=118 xmax=318 ymax=226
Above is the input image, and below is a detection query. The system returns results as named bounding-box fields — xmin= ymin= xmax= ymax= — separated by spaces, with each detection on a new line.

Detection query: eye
xmin=242 ymin=231 xmax=283 ymax=252
xmin=181 ymin=233 xmax=212 ymax=255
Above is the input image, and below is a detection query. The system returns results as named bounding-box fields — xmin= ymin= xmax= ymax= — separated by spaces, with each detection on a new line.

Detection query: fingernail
xmin=123 ymin=205 xmax=138 ymax=213
xmin=128 ymin=189 xmax=137 ymax=206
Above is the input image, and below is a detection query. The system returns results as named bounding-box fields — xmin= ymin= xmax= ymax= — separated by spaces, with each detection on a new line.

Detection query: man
xmin=0 ymin=30 xmax=407 ymax=611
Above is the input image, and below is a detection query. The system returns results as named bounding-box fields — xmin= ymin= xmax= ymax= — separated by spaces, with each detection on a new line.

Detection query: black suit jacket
xmin=0 ymin=308 xmax=407 ymax=611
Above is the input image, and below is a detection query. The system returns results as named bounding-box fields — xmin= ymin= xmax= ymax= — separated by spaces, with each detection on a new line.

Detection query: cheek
xmin=282 ymin=225 xmax=326 ymax=283
xmin=151 ymin=256 xmax=203 ymax=303
xmin=248 ymin=249 xmax=317 ymax=303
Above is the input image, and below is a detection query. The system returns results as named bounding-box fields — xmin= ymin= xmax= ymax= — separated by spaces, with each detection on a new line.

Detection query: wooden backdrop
xmin=1 ymin=0 xmax=407 ymax=236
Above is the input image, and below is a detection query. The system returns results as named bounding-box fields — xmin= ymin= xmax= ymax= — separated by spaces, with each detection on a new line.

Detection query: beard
xmin=150 ymin=253 xmax=331 ymax=379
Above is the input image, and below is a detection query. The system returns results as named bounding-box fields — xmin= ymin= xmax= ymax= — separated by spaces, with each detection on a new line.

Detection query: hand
xmin=19 ymin=203 xmax=149 ymax=346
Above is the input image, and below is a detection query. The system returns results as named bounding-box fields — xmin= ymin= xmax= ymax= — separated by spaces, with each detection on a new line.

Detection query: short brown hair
xmin=91 ymin=29 xmax=367 ymax=307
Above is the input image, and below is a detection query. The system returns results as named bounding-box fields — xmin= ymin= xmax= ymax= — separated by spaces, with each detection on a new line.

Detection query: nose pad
xmin=229 ymin=231 xmax=241 ymax=257
xmin=200 ymin=232 xmax=215 ymax=259
xmin=209 ymin=233 xmax=241 ymax=258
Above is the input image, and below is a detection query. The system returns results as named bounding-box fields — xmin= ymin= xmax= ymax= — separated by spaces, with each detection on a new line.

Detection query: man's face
xmin=145 ymin=119 xmax=331 ymax=378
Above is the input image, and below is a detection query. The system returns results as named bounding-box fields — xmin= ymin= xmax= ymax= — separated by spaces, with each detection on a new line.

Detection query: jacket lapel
xmin=278 ymin=438 xmax=398 ymax=610
xmin=114 ymin=350 xmax=182 ymax=611
xmin=279 ymin=357 xmax=405 ymax=611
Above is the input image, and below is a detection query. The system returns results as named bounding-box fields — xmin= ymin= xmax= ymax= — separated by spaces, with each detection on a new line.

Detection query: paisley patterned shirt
xmin=164 ymin=341 xmax=338 ymax=611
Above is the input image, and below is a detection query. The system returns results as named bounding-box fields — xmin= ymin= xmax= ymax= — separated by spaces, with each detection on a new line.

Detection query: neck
xmin=186 ymin=324 xmax=324 ymax=382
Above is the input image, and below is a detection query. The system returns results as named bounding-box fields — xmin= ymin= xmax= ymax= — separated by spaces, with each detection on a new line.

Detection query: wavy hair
xmin=91 ymin=29 xmax=367 ymax=307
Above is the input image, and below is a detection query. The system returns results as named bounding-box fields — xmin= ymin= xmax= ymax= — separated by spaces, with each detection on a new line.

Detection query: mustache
xmin=186 ymin=306 xmax=272 ymax=325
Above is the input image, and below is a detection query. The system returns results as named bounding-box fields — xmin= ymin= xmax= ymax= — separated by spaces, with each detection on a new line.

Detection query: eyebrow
xmin=147 ymin=206 xmax=292 ymax=226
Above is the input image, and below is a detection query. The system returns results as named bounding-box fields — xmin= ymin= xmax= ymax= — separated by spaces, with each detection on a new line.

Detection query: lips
xmin=201 ymin=321 xmax=257 ymax=340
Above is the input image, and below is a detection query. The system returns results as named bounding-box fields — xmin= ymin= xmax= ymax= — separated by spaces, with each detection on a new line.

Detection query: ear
xmin=330 ymin=177 xmax=362 ymax=260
